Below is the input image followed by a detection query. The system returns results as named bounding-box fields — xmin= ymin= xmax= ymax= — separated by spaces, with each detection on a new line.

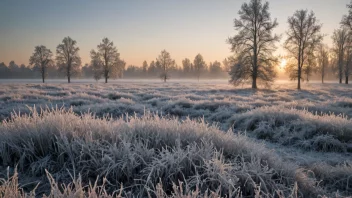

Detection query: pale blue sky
xmin=0 ymin=0 xmax=350 ymax=66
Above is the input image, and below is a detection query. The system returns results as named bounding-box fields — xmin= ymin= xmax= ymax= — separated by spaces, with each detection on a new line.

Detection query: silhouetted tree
xmin=148 ymin=60 xmax=157 ymax=74
xmin=56 ymin=37 xmax=81 ymax=83
xmin=209 ymin=61 xmax=222 ymax=77
xmin=332 ymin=28 xmax=349 ymax=84
xmin=222 ymin=58 xmax=231 ymax=73
xmin=0 ymin=62 xmax=10 ymax=78
xmin=341 ymin=1 xmax=352 ymax=30
xmin=344 ymin=37 xmax=352 ymax=84
xmin=29 ymin=45 xmax=54 ymax=83
xmin=90 ymin=38 xmax=124 ymax=83
xmin=8 ymin=61 xmax=20 ymax=77
xmin=156 ymin=50 xmax=175 ymax=82
xmin=182 ymin=58 xmax=192 ymax=73
xmin=142 ymin=61 xmax=148 ymax=74
xmin=317 ymin=44 xmax=329 ymax=83
xmin=284 ymin=10 xmax=323 ymax=89
xmin=193 ymin=54 xmax=206 ymax=81
xmin=228 ymin=0 xmax=279 ymax=88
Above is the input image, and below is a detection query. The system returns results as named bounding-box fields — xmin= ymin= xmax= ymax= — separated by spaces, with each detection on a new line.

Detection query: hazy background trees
xmin=142 ymin=60 xmax=148 ymax=75
xmin=182 ymin=58 xmax=192 ymax=74
xmin=332 ymin=28 xmax=349 ymax=84
xmin=284 ymin=10 xmax=323 ymax=89
xmin=303 ymin=48 xmax=318 ymax=82
xmin=228 ymin=0 xmax=279 ymax=88
xmin=56 ymin=37 xmax=81 ymax=83
xmin=193 ymin=54 xmax=206 ymax=81
xmin=208 ymin=61 xmax=222 ymax=78
xmin=29 ymin=46 xmax=53 ymax=83
xmin=317 ymin=44 xmax=330 ymax=83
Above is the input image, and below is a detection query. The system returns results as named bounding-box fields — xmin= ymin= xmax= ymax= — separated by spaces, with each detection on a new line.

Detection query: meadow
xmin=0 ymin=80 xmax=351 ymax=197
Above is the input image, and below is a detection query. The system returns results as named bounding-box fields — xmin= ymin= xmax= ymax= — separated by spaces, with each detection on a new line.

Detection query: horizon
xmin=0 ymin=0 xmax=350 ymax=67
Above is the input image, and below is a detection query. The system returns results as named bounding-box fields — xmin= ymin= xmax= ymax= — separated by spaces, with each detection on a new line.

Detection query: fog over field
xmin=0 ymin=80 xmax=351 ymax=197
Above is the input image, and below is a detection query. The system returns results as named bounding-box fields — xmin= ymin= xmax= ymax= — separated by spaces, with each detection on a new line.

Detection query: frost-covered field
xmin=0 ymin=80 xmax=351 ymax=197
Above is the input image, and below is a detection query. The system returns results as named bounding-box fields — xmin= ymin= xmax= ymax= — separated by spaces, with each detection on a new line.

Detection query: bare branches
xmin=156 ymin=50 xmax=175 ymax=82
xmin=29 ymin=46 xmax=53 ymax=83
xmin=90 ymin=38 xmax=124 ymax=83
xmin=56 ymin=37 xmax=81 ymax=83
xmin=284 ymin=10 xmax=323 ymax=89
xmin=332 ymin=28 xmax=350 ymax=83
xmin=228 ymin=0 xmax=278 ymax=88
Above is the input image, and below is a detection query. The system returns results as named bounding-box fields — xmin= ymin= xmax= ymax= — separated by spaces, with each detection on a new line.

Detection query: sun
xmin=279 ymin=59 xmax=287 ymax=70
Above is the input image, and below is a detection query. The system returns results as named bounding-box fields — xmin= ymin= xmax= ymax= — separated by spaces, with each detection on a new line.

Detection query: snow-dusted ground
xmin=0 ymin=80 xmax=351 ymax=196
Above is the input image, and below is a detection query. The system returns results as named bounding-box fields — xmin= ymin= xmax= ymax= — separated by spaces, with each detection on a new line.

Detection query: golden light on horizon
xmin=279 ymin=59 xmax=287 ymax=70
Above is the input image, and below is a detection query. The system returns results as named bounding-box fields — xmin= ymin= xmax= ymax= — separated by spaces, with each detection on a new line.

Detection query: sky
xmin=0 ymin=0 xmax=350 ymax=67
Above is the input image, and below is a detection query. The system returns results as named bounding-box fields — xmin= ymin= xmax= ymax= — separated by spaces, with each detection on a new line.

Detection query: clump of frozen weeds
xmin=231 ymin=106 xmax=352 ymax=152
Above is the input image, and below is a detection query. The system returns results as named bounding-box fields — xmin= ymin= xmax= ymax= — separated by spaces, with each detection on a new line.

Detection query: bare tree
xmin=317 ymin=44 xmax=329 ymax=83
xmin=344 ymin=36 xmax=352 ymax=84
xmin=284 ymin=10 xmax=323 ymax=89
xmin=332 ymin=28 xmax=349 ymax=84
xmin=341 ymin=1 xmax=352 ymax=30
xmin=193 ymin=54 xmax=206 ymax=81
xmin=56 ymin=37 xmax=81 ymax=83
xmin=29 ymin=45 xmax=53 ymax=83
xmin=156 ymin=50 xmax=175 ymax=82
xmin=228 ymin=0 xmax=279 ymax=88
xmin=90 ymin=38 xmax=124 ymax=83
xmin=340 ymin=1 xmax=352 ymax=84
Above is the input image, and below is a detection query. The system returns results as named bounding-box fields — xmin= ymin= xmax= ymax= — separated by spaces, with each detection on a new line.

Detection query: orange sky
xmin=0 ymin=0 xmax=349 ymax=67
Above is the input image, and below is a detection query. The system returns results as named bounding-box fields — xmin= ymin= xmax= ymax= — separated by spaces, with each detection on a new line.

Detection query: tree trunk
xmin=322 ymin=75 xmax=324 ymax=84
xmin=298 ymin=66 xmax=301 ymax=90
xmin=67 ymin=63 xmax=71 ymax=83
xmin=105 ymin=59 xmax=108 ymax=83
xmin=252 ymin=75 xmax=257 ymax=89
xmin=346 ymin=76 xmax=349 ymax=84
xmin=297 ymin=48 xmax=301 ymax=90
xmin=298 ymin=77 xmax=301 ymax=89
xmin=164 ymin=75 xmax=166 ymax=82
xmin=42 ymin=66 xmax=45 ymax=83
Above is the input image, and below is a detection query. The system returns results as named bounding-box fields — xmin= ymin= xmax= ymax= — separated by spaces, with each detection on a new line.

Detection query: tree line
xmin=0 ymin=38 xmax=229 ymax=83
xmin=228 ymin=0 xmax=352 ymax=89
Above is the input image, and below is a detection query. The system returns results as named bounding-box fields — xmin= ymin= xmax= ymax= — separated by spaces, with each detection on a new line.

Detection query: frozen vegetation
xmin=0 ymin=80 xmax=351 ymax=197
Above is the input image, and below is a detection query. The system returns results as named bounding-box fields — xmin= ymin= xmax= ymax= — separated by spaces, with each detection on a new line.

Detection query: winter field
xmin=0 ymin=79 xmax=352 ymax=197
